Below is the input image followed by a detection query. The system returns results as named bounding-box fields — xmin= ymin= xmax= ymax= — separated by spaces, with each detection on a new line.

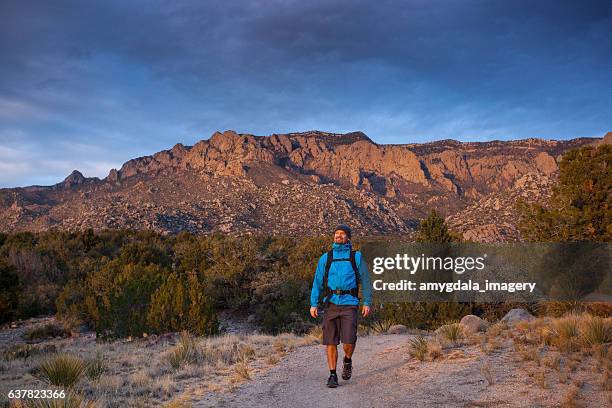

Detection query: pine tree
xmin=416 ymin=209 xmax=457 ymax=242
xmin=517 ymin=144 xmax=611 ymax=241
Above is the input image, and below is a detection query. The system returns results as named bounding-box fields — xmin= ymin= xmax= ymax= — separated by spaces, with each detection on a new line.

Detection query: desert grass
xmin=163 ymin=400 xmax=193 ymax=408
xmin=370 ymin=318 xmax=395 ymax=334
xmin=426 ymin=340 xmax=443 ymax=361
xmin=33 ymin=354 xmax=87 ymax=388
xmin=166 ymin=332 xmax=201 ymax=370
xmin=8 ymin=392 xmax=98 ymax=408
xmin=408 ymin=336 xmax=428 ymax=361
xmin=437 ymin=321 xmax=463 ymax=346
xmin=552 ymin=315 xmax=580 ymax=352
xmin=535 ymin=369 xmax=549 ymax=389
xmin=486 ymin=322 xmax=508 ymax=338
xmin=479 ymin=335 xmax=502 ymax=355
xmin=480 ymin=360 xmax=495 ymax=386
xmin=357 ymin=324 xmax=372 ymax=336
xmin=543 ymin=352 xmax=561 ymax=371
xmin=85 ymin=352 xmax=106 ymax=381
xmin=580 ymin=315 xmax=611 ymax=347
xmin=307 ymin=325 xmax=323 ymax=343
xmin=233 ymin=361 xmax=252 ymax=380
xmin=511 ymin=314 xmax=611 ymax=357
xmin=561 ymin=385 xmax=581 ymax=407
xmin=2 ymin=326 xmax=322 ymax=408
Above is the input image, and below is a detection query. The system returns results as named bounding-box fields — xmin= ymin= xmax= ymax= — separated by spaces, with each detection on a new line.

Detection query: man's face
xmin=334 ymin=230 xmax=348 ymax=244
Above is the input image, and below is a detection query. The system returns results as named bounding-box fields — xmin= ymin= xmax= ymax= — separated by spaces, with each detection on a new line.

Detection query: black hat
xmin=334 ymin=224 xmax=352 ymax=239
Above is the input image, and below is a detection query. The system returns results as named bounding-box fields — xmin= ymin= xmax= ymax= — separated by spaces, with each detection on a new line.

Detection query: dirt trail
xmin=195 ymin=333 xmax=608 ymax=408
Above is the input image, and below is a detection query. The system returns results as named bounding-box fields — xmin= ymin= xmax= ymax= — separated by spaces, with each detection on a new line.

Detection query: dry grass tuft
xmin=233 ymin=361 xmax=252 ymax=380
xmin=85 ymin=352 xmax=106 ymax=381
xmin=166 ymin=332 xmax=200 ymax=370
xmin=561 ymin=385 xmax=581 ymax=407
xmin=580 ymin=315 xmax=611 ymax=347
xmin=552 ymin=315 xmax=580 ymax=353
xmin=437 ymin=322 xmax=463 ymax=346
xmin=535 ymin=369 xmax=549 ymax=389
xmin=265 ymin=354 xmax=279 ymax=365
xmin=162 ymin=399 xmax=193 ymax=408
xmin=542 ymin=353 xmax=561 ymax=371
xmin=307 ymin=326 xmax=323 ymax=343
xmin=480 ymin=361 xmax=495 ymax=386
xmin=427 ymin=340 xmax=443 ymax=361
xmin=408 ymin=336 xmax=428 ymax=361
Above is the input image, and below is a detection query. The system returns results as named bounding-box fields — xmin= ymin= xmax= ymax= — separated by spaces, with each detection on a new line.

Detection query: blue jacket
xmin=310 ymin=241 xmax=372 ymax=307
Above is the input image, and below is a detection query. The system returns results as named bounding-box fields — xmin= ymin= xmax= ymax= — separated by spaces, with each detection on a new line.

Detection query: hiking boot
xmin=342 ymin=358 xmax=352 ymax=380
xmin=327 ymin=372 xmax=339 ymax=388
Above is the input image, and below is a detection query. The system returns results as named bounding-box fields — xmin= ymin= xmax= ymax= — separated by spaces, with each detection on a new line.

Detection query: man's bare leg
xmin=343 ymin=343 xmax=355 ymax=359
xmin=326 ymin=345 xmax=338 ymax=370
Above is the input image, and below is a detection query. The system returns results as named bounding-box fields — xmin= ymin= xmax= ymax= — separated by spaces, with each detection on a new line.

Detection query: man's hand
xmin=361 ymin=305 xmax=371 ymax=317
xmin=310 ymin=306 xmax=318 ymax=318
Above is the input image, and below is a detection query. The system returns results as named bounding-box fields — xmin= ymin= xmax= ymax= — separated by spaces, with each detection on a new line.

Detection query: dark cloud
xmin=1 ymin=0 xmax=611 ymax=186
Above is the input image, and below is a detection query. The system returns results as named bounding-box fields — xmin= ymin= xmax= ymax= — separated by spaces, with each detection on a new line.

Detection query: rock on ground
xmin=500 ymin=308 xmax=535 ymax=326
xmin=459 ymin=315 xmax=488 ymax=334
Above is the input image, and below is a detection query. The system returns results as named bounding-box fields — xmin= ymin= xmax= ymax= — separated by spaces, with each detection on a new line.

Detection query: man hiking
xmin=309 ymin=224 xmax=372 ymax=388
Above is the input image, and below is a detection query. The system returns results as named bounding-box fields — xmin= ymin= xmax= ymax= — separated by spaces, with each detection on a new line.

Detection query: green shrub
xmin=0 ymin=259 xmax=19 ymax=324
xmin=518 ymin=144 xmax=612 ymax=242
xmin=147 ymin=271 xmax=218 ymax=336
xmin=84 ymin=262 xmax=167 ymax=339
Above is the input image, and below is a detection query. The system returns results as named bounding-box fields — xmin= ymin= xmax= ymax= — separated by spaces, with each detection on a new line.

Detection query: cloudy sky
xmin=1 ymin=0 xmax=611 ymax=187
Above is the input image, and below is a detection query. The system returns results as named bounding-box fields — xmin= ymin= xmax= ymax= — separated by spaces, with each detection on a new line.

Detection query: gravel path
xmin=195 ymin=333 xmax=608 ymax=408
xmin=195 ymin=334 xmax=414 ymax=408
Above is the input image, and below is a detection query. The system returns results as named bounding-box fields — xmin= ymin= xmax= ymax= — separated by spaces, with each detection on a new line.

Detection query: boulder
xmin=500 ymin=308 xmax=534 ymax=326
xmin=387 ymin=324 xmax=408 ymax=334
xmin=459 ymin=315 xmax=488 ymax=334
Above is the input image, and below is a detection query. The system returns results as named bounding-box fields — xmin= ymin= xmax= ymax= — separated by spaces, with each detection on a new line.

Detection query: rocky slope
xmin=0 ymin=130 xmax=609 ymax=241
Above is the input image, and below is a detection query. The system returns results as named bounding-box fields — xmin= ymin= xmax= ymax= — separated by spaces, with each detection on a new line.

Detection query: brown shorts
xmin=321 ymin=303 xmax=359 ymax=345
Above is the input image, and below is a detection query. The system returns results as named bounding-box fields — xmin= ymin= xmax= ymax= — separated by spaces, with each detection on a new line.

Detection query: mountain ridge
xmin=0 ymin=130 xmax=608 ymax=241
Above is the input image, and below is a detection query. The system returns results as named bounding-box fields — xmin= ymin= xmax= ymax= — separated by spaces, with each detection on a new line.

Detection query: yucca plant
xmin=33 ymin=354 xmax=87 ymax=388
xmin=437 ymin=321 xmax=463 ymax=345
xmin=370 ymin=318 xmax=395 ymax=334
xmin=580 ymin=316 xmax=611 ymax=347
xmin=408 ymin=336 xmax=428 ymax=361
xmin=552 ymin=315 xmax=580 ymax=352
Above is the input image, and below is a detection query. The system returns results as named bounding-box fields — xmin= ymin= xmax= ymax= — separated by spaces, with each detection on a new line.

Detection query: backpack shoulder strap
xmin=350 ymin=250 xmax=360 ymax=285
xmin=323 ymin=249 xmax=334 ymax=289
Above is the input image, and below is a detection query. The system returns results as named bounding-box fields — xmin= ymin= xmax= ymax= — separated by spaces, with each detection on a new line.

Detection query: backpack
xmin=318 ymin=249 xmax=360 ymax=309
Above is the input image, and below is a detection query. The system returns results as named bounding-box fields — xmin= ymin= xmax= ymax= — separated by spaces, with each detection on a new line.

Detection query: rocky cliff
xmin=0 ymin=130 xmax=607 ymax=241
